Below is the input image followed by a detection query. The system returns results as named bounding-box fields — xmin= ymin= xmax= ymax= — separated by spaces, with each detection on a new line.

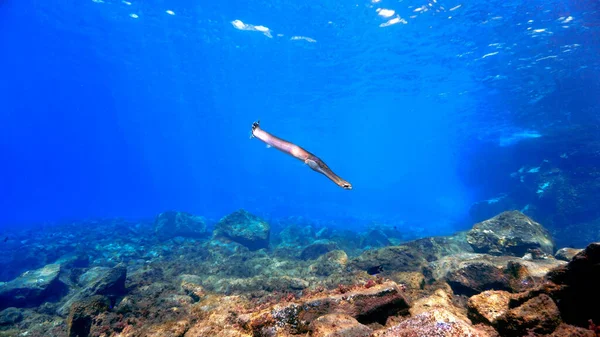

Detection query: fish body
xmin=250 ymin=120 xmax=352 ymax=190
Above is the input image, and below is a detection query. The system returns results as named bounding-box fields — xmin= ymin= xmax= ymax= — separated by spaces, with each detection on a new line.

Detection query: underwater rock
xmin=372 ymin=307 xmax=495 ymax=337
xmin=154 ymin=211 xmax=208 ymax=239
xmin=310 ymin=250 xmax=348 ymax=276
xmin=300 ymin=240 xmax=339 ymax=260
xmin=204 ymin=275 xmax=309 ymax=294
xmin=547 ymin=323 xmax=596 ymax=337
xmin=426 ymin=253 xmax=565 ymax=296
xmin=545 ymin=242 xmax=600 ymax=328
xmin=53 ymin=253 xmax=90 ymax=269
xmin=404 ymin=233 xmax=474 ymax=262
xmin=214 ymin=209 xmax=270 ymax=251
xmin=410 ymin=288 xmax=466 ymax=319
xmin=239 ymin=281 xmax=410 ymax=335
xmin=66 ymin=295 xmax=111 ymax=337
xmin=467 ymin=290 xmax=512 ymax=326
xmin=179 ymin=274 xmax=205 ymax=302
xmin=0 ymin=263 xmax=66 ymax=310
xmin=495 ymin=294 xmax=561 ymax=336
xmin=360 ymin=229 xmax=391 ymax=249
xmin=351 ymin=245 xmax=427 ymax=274
xmin=390 ymin=271 xmax=425 ymax=291
xmin=309 ymin=314 xmax=373 ymax=337
xmin=58 ymin=265 xmax=127 ymax=316
xmin=426 ymin=253 xmax=510 ymax=296
xmin=278 ymin=223 xmax=316 ymax=247
xmin=554 ymin=247 xmax=583 ymax=261
xmin=0 ymin=307 xmax=23 ymax=325
xmin=466 ymin=211 xmax=554 ymax=256
xmin=143 ymin=320 xmax=191 ymax=337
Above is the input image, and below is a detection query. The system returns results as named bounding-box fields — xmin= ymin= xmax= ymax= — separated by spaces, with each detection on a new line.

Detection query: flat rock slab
xmin=0 ymin=263 xmax=65 ymax=310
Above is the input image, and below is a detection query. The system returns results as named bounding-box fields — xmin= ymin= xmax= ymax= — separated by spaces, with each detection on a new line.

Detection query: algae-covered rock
xmin=404 ymin=233 xmax=474 ymax=261
xmin=300 ymin=240 xmax=339 ymax=260
xmin=144 ymin=320 xmax=191 ymax=337
xmin=238 ymin=281 xmax=409 ymax=336
xmin=373 ymin=308 xmax=494 ymax=337
xmin=309 ymin=314 xmax=372 ymax=337
xmin=58 ymin=265 xmax=127 ymax=316
xmin=154 ymin=211 xmax=208 ymax=239
xmin=426 ymin=253 xmax=565 ymax=296
xmin=178 ymin=274 xmax=205 ymax=302
xmin=0 ymin=307 xmax=23 ymax=325
xmin=66 ymin=295 xmax=110 ymax=337
xmin=466 ymin=211 xmax=554 ymax=256
xmin=360 ymin=229 xmax=391 ymax=249
xmin=0 ymin=263 xmax=66 ymax=310
xmin=467 ymin=290 xmax=512 ymax=325
xmin=554 ymin=247 xmax=583 ymax=261
xmin=351 ymin=245 xmax=427 ymax=274
xmin=278 ymin=224 xmax=315 ymax=247
xmin=495 ymin=294 xmax=561 ymax=336
xmin=311 ymin=250 xmax=348 ymax=276
xmin=214 ymin=210 xmax=270 ymax=251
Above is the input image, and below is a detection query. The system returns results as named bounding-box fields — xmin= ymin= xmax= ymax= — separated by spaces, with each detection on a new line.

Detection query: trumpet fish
xmin=250 ymin=120 xmax=352 ymax=190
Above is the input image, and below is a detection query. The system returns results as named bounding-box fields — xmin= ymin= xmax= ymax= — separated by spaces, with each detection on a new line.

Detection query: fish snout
xmin=341 ymin=182 xmax=352 ymax=190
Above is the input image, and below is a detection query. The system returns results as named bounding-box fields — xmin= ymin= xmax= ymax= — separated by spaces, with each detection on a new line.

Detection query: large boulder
xmin=58 ymin=265 xmax=127 ymax=316
xmin=425 ymin=253 xmax=565 ymax=296
xmin=545 ymin=242 xmax=600 ymax=327
xmin=495 ymin=294 xmax=561 ymax=336
xmin=300 ymin=240 xmax=339 ymax=260
xmin=0 ymin=263 xmax=67 ymax=310
xmin=466 ymin=211 xmax=554 ymax=256
xmin=351 ymin=245 xmax=427 ymax=274
xmin=66 ymin=295 xmax=111 ymax=337
xmin=214 ymin=210 xmax=270 ymax=251
xmin=154 ymin=211 xmax=208 ymax=239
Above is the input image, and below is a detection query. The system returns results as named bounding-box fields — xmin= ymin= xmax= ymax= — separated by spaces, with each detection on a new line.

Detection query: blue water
xmin=1 ymin=0 xmax=598 ymax=235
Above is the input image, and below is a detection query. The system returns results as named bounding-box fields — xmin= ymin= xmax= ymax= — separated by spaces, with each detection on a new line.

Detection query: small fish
xmin=367 ymin=265 xmax=384 ymax=275
xmin=3 ymin=237 xmax=7 ymax=243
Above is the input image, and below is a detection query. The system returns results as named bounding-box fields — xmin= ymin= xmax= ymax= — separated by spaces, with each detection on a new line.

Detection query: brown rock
xmin=496 ymin=294 xmax=561 ymax=336
xmin=467 ymin=290 xmax=512 ymax=325
xmin=546 ymin=242 xmax=600 ymax=327
xmin=144 ymin=320 xmax=190 ymax=337
xmin=390 ymin=272 xmax=425 ymax=291
xmin=179 ymin=274 xmax=206 ymax=302
xmin=309 ymin=314 xmax=372 ymax=337
xmin=410 ymin=289 xmax=466 ymax=320
xmin=239 ymin=281 xmax=409 ymax=335
xmin=548 ymin=323 xmax=595 ymax=337
xmin=373 ymin=308 xmax=493 ymax=337
xmin=67 ymin=295 xmax=110 ymax=337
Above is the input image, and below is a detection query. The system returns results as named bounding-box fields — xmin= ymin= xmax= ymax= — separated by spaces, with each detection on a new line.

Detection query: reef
xmin=0 ymin=209 xmax=599 ymax=336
